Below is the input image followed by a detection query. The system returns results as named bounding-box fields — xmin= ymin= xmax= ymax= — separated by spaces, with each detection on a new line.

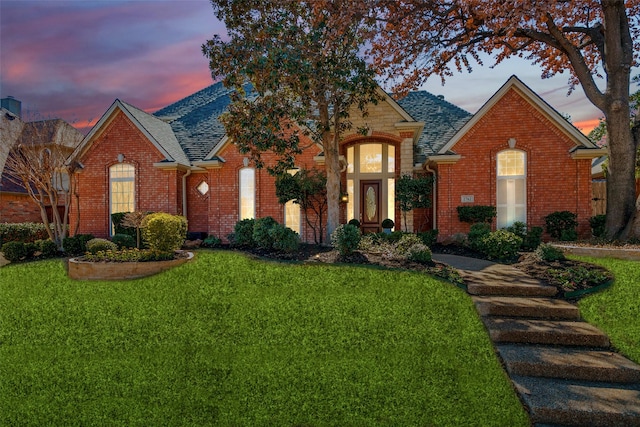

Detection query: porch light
xmin=340 ymin=193 xmax=349 ymax=203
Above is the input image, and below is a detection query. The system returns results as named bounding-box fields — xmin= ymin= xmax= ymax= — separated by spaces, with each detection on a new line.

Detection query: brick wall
xmin=436 ymin=88 xmax=593 ymax=240
xmin=0 ymin=193 xmax=42 ymax=223
xmin=71 ymin=110 xmax=181 ymax=238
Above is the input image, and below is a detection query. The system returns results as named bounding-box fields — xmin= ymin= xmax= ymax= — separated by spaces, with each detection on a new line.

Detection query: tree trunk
xmin=324 ymin=135 xmax=341 ymax=244
xmin=600 ymin=0 xmax=636 ymax=239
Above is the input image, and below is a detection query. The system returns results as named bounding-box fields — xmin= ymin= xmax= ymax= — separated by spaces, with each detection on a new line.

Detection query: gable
xmin=69 ymin=100 xmax=189 ymax=166
xmin=436 ymin=76 xmax=598 ymax=156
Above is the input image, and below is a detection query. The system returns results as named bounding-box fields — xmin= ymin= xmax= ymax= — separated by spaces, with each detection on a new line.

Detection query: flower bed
xmin=67 ymin=251 xmax=193 ymax=280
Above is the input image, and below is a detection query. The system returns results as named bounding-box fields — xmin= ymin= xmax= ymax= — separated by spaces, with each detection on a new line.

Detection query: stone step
xmin=497 ymin=344 xmax=640 ymax=383
xmin=467 ymin=279 xmax=557 ymax=297
xmin=484 ymin=318 xmax=610 ymax=347
xmin=473 ymin=296 xmax=580 ymax=320
xmin=511 ymin=375 xmax=640 ymax=426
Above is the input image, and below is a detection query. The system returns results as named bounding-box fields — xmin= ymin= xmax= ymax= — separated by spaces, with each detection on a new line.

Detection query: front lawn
xmin=576 ymin=256 xmax=640 ymax=364
xmin=0 ymin=251 xmax=527 ymax=426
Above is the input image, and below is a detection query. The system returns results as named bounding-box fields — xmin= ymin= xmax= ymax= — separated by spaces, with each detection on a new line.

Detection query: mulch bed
xmin=223 ymin=243 xmax=613 ymax=297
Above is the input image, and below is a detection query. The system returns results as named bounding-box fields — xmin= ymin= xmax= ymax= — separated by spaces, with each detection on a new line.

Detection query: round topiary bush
xmin=141 ymin=212 xmax=188 ymax=253
xmin=86 ymin=238 xmax=118 ymax=254
xmin=381 ymin=218 xmax=395 ymax=229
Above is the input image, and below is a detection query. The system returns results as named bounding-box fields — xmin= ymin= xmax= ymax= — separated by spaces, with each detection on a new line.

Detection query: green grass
xmin=0 ymin=251 xmax=528 ymax=426
xmin=575 ymin=256 xmax=640 ymax=364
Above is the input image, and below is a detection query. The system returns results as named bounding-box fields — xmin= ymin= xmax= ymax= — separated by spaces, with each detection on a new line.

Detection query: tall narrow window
xmin=239 ymin=167 xmax=255 ymax=220
xmin=497 ymin=150 xmax=526 ymax=228
xmin=284 ymin=201 xmax=301 ymax=234
xmin=109 ymin=163 xmax=135 ymax=235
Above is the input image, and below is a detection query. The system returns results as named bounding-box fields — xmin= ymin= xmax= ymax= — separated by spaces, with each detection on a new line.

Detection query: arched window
xmin=239 ymin=167 xmax=255 ymax=220
xmin=109 ymin=163 xmax=135 ymax=235
xmin=497 ymin=150 xmax=526 ymax=228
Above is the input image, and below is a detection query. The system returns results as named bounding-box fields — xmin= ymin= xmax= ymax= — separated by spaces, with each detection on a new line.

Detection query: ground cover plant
xmin=0 ymin=251 xmax=528 ymax=426
xmin=576 ymin=256 xmax=640 ymax=364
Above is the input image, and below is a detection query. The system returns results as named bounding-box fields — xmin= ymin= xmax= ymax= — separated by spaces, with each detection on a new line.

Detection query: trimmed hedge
xmin=0 ymin=222 xmax=51 ymax=245
xmin=457 ymin=206 xmax=496 ymax=224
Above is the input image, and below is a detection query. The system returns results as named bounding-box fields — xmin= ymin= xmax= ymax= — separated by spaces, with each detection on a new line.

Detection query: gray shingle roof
xmin=119 ymin=101 xmax=189 ymax=165
xmin=153 ymin=82 xmax=235 ymax=161
xmin=397 ymin=91 xmax=471 ymax=162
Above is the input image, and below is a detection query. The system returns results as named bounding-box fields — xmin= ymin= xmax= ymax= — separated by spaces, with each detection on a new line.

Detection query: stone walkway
xmin=433 ymin=253 xmax=640 ymax=427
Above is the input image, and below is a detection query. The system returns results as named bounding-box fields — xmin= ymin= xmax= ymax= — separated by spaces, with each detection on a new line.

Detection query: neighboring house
xmin=0 ymin=98 xmax=84 ymax=223
xmin=68 ymin=75 xmax=604 ymax=242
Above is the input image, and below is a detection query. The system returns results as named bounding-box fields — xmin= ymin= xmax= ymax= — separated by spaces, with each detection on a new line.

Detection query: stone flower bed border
xmin=67 ymin=251 xmax=194 ymax=280
xmin=551 ymin=244 xmax=640 ymax=261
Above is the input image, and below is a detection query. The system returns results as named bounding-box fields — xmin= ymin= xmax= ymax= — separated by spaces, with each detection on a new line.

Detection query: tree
xmin=395 ymin=173 xmax=433 ymax=232
xmin=369 ymin=0 xmax=640 ymax=240
xmin=202 ymin=0 xmax=380 ymax=242
xmin=275 ymin=169 xmax=328 ymax=244
xmin=1 ymin=117 xmax=83 ymax=250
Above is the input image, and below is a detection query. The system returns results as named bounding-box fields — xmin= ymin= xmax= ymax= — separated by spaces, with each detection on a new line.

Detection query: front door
xmin=360 ymin=180 xmax=381 ymax=234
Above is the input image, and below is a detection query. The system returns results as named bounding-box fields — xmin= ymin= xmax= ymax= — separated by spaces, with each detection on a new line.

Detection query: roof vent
xmin=437 ymin=95 xmax=445 ymax=100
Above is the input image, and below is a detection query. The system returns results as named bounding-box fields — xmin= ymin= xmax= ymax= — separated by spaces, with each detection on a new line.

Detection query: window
xmin=239 ymin=167 xmax=255 ymax=220
xmin=497 ymin=150 xmax=526 ymax=228
xmin=284 ymin=201 xmax=301 ymax=234
xmin=109 ymin=163 xmax=135 ymax=235
xmin=196 ymin=181 xmax=209 ymax=195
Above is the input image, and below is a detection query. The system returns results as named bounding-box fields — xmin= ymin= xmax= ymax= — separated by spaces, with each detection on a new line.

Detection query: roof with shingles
xmin=397 ymin=91 xmax=472 ymax=162
xmin=118 ymin=101 xmax=190 ymax=165
xmin=153 ymin=82 xmax=236 ymax=161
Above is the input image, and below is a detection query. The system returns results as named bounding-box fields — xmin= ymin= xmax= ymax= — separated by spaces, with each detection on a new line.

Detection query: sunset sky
xmin=1 ymin=0 xmax=633 ymax=135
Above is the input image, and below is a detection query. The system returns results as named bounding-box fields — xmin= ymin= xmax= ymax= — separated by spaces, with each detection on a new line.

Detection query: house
xmin=0 ymin=97 xmax=84 ymax=223
xmin=68 ymin=76 xmax=605 ymax=242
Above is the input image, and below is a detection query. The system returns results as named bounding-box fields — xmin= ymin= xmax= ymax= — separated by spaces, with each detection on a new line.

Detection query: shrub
xmin=348 ymin=219 xmax=361 ymax=228
xmin=381 ymin=218 xmax=395 ymax=229
xmin=86 ymin=238 xmax=118 ymax=254
xmin=37 ymin=239 xmax=59 ymax=258
xmin=418 ymin=229 xmax=438 ymax=247
xmin=63 ymin=234 xmax=95 ymax=256
xmin=232 ymin=219 xmax=255 ymax=247
xmin=1 ymin=241 xmax=27 ymax=262
xmin=393 ymin=233 xmax=423 ymax=256
xmin=457 ymin=205 xmax=496 ymax=224
xmin=504 ymin=222 xmax=542 ymax=251
xmin=544 ymin=211 xmax=578 ymax=240
xmin=480 ymin=230 xmax=522 ymax=261
xmin=141 ymin=213 xmax=188 ymax=253
xmin=111 ymin=233 xmax=136 ymax=249
xmin=560 ymin=228 xmax=578 ymax=241
xmin=253 ymin=217 xmax=279 ymax=249
xmin=24 ymin=242 xmax=38 ymax=259
xmin=406 ymin=243 xmax=433 ymax=264
xmin=523 ymin=226 xmax=543 ymax=251
xmin=331 ymin=224 xmax=361 ymax=256
xmin=0 ymin=222 xmax=51 ymax=245
xmin=589 ymin=214 xmax=606 ymax=238
xmin=468 ymin=223 xmax=491 ymax=253
xmin=269 ymin=224 xmax=300 ymax=253
xmin=535 ymin=243 xmax=566 ymax=262
xmin=202 ymin=235 xmax=221 ymax=248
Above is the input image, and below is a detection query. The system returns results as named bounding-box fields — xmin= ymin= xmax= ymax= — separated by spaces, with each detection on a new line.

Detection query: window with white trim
xmin=239 ymin=167 xmax=255 ymax=220
xmin=109 ymin=163 xmax=135 ymax=235
xmin=497 ymin=150 xmax=526 ymax=228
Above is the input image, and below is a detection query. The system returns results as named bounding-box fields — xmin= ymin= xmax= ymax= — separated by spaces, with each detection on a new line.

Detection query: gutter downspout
xmin=182 ymin=168 xmax=192 ymax=219
xmin=424 ymin=162 xmax=436 ymax=230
